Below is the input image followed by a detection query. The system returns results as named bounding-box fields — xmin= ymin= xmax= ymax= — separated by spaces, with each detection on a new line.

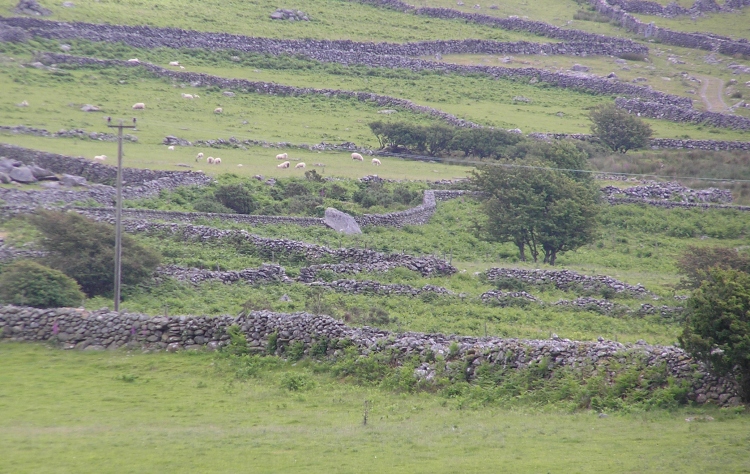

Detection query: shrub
xmin=280 ymin=372 xmax=315 ymax=391
xmin=0 ymin=260 xmax=84 ymax=308
xmin=286 ymin=341 xmax=306 ymax=361
xmin=214 ymin=184 xmax=256 ymax=214
xmin=29 ymin=210 xmax=161 ymax=297
xmin=590 ymin=104 xmax=652 ymax=153
xmin=676 ymin=245 xmax=750 ymax=289
xmin=193 ymin=198 xmax=236 ymax=214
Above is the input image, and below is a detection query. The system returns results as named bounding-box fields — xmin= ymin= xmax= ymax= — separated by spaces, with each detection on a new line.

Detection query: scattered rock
xmin=571 ymin=64 xmax=590 ymax=72
xmin=9 ymin=166 xmax=37 ymax=183
xmin=14 ymin=0 xmax=51 ymax=16
xmin=61 ymin=174 xmax=87 ymax=187
xmin=80 ymin=104 xmax=100 ymax=112
xmin=270 ymin=8 xmax=309 ymax=21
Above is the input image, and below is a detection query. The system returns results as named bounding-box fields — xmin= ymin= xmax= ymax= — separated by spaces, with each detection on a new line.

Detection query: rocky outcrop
xmin=0 ymin=305 xmax=740 ymax=406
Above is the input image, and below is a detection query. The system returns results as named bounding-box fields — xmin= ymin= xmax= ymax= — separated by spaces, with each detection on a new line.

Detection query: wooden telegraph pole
xmin=106 ymin=117 xmax=137 ymax=313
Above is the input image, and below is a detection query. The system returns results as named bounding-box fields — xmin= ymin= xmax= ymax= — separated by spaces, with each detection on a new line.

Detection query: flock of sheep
xmin=114 ymin=60 xmax=386 ymax=170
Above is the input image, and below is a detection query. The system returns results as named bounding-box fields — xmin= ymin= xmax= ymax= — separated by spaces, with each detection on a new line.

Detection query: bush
xmin=29 ymin=210 xmax=161 ymax=297
xmin=676 ymin=245 xmax=750 ymax=289
xmin=193 ymin=198 xmax=236 ymax=214
xmin=590 ymin=104 xmax=652 ymax=153
xmin=0 ymin=260 xmax=85 ymax=308
xmin=214 ymin=184 xmax=256 ymax=214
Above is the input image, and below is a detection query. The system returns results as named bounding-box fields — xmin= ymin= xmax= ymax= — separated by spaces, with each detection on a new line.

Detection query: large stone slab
xmin=61 ymin=174 xmax=87 ymax=187
xmin=323 ymin=208 xmax=361 ymax=235
xmin=9 ymin=166 xmax=37 ymax=183
xmin=0 ymin=157 xmax=19 ymax=173
xmin=29 ymin=164 xmax=57 ymax=180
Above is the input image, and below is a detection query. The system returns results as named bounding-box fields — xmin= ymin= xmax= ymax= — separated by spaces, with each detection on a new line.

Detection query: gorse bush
xmin=214 ymin=184 xmax=256 ymax=214
xmin=29 ymin=210 xmax=161 ymax=297
xmin=0 ymin=260 xmax=84 ymax=308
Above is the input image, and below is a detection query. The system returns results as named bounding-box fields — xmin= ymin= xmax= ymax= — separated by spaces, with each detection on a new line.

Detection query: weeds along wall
xmin=0 ymin=305 xmax=741 ymax=406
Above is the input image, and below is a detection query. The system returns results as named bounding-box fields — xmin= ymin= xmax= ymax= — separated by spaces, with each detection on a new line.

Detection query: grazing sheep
xmin=132 ymin=102 xmax=145 ymax=110
xmin=295 ymin=162 xmax=306 ymax=169
xmin=168 ymin=146 xmax=175 ymax=151
xmin=372 ymin=158 xmax=381 ymax=166
xmin=214 ymin=157 xmax=221 ymax=164
xmin=181 ymin=93 xmax=194 ymax=99
xmin=179 ymin=66 xmax=185 ymax=70
xmin=237 ymin=164 xmax=243 ymax=167
xmin=194 ymin=94 xmax=200 ymax=98
xmin=17 ymin=100 xmax=29 ymax=107
xmin=214 ymin=107 xmax=223 ymax=114
xmin=277 ymin=161 xmax=290 ymax=169
xmin=207 ymin=157 xmax=215 ymax=164
xmin=351 ymin=152 xmax=364 ymax=161
xmin=93 ymin=155 xmax=107 ymax=161
xmin=196 ymin=152 xmax=204 ymax=161
xmin=127 ymin=58 xmax=140 ymax=63
xmin=276 ymin=152 xmax=288 ymax=160
xmin=169 ymin=61 xmax=180 ymax=66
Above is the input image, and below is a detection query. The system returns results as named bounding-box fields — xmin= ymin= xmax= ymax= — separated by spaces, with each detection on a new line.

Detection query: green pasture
xmin=0 ymin=0 xmax=546 ymax=43
xmin=1 ymin=343 xmax=748 ymax=474
xmin=4 ymin=42 xmax=748 ymax=142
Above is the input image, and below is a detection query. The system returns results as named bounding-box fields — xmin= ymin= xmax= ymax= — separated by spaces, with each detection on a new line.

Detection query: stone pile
xmin=480 ymin=290 xmax=538 ymax=304
xmin=0 ymin=305 xmax=741 ymax=405
xmin=269 ymin=9 xmax=309 ymax=21
xmin=604 ymin=196 xmax=750 ymax=211
xmin=486 ymin=267 xmax=649 ymax=296
xmin=602 ymin=181 xmax=733 ymax=203
xmin=309 ymin=279 xmax=453 ymax=297
xmin=13 ymin=0 xmax=50 ymax=16
xmin=0 ymin=157 xmax=57 ymax=184
xmin=156 ymin=263 xmax=292 ymax=285
xmin=555 ymin=296 xmax=621 ymax=314
xmin=639 ymin=303 xmax=684 ymax=317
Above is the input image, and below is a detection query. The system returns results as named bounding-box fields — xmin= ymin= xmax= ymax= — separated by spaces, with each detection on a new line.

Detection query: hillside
xmin=1 ymin=0 xmax=749 ymax=471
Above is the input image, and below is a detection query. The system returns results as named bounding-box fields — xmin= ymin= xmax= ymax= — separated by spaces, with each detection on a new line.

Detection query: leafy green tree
xmin=590 ymin=104 xmax=652 ymax=153
xmin=214 ymin=184 xmax=256 ymax=214
xmin=424 ymin=123 xmax=455 ymax=156
xmin=29 ymin=210 xmax=161 ymax=297
xmin=679 ymin=268 xmax=750 ymax=402
xmin=0 ymin=260 xmax=85 ymax=308
xmin=471 ymin=162 xmax=599 ymax=264
xmin=676 ymin=245 xmax=750 ymax=289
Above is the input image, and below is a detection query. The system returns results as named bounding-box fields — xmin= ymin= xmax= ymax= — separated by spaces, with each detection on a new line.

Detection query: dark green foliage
xmin=471 ymin=161 xmax=600 ymax=265
xmin=0 ymin=260 xmax=84 ymax=308
xmin=224 ymin=324 xmax=249 ymax=356
xmin=680 ymin=268 xmax=750 ymax=402
xmin=590 ymin=104 xmax=653 ymax=153
xmin=214 ymin=184 xmax=256 ymax=214
xmin=192 ymin=198 xmax=236 ymax=214
xmin=286 ymin=341 xmax=306 ymax=361
xmin=29 ymin=210 xmax=161 ymax=297
xmin=450 ymin=127 xmax=524 ymax=159
xmin=676 ymin=246 xmax=750 ymax=289
xmin=267 ymin=332 xmax=279 ymax=354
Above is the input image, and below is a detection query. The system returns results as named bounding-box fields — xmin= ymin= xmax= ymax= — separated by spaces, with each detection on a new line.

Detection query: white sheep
xmin=351 ymin=152 xmax=364 ymax=161
xmin=169 ymin=61 xmax=180 ymax=66
xmin=127 ymin=58 xmax=140 ymax=63
xmin=179 ymin=66 xmax=185 ymax=70
xmin=196 ymin=152 xmax=204 ymax=161
xmin=237 ymin=164 xmax=243 ymax=167
xmin=277 ymin=161 xmax=290 ymax=169
xmin=214 ymin=107 xmax=223 ymax=114
xmin=181 ymin=93 xmax=194 ymax=99
xmin=207 ymin=157 xmax=215 ymax=164
xmin=295 ymin=162 xmax=306 ymax=169
xmin=214 ymin=157 xmax=221 ymax=164
xmin=372 ymin=158 xmax=381 ymax=166
xmin=276 ymin=152 xmax=288 ymax=160
xmin=132 ymin=102 xmax=146 ymax=110
xmin=168 ymin=145 xmax=175 ymax=150
xmin=93 ymin=155 xmax=107 ymax=161
xmin=194 ymin=94 xmax=200 ymax=98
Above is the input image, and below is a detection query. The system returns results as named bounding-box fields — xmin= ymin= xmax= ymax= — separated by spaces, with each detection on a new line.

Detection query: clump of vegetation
xmin=680 ymin=268 xmax=750 ymax=402
xmin=28 ymin=210 xmax=161 ymax=297
xmin=0 ymin=260 xmax=85 ymax=308
xmin=676 ymin=245 xmax=750 ymax=289
xmin=590 ymin=104 xmax=653 ymax=153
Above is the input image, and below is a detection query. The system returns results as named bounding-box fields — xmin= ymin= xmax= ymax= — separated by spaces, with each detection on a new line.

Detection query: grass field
xmin=0 ymin=0 xmax=546 ymax=42
xmin=1 ymin=343 xmax=748 ymax=474
xmin=634 ymin=9 xmax=750 ymax=42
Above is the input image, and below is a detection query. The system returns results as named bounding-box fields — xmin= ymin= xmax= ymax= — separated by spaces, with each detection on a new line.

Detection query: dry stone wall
xmin=616 ymin=97 xmax=750 ymax=131
xmin=0 ymin=305 xmax=740 ymax=406
xmin=486 ymin=267 xmax=650 ymax=296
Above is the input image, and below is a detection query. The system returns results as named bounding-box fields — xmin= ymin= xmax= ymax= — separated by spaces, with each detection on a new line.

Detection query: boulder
xmin=324 ymin=208 xmax=362 ymax=234
xmin=9 ymin=166 xmax=37 ymax=183
xmin=80 ymin=104 xmax=100 ymax=112
xmin=61 ymin=174 xmax=87 ymax=187
xmin=571 ymin=64 xmax=590 ymax=72
xmin=0 ymin=172 xmax=10 ymax=184
xmin=29 ymin=165 xmax=57 ymax=180
xmin=0 ymin=157 xmax=20 ymax=173
xmin=14 ymin=0 xmax=51 ymax=15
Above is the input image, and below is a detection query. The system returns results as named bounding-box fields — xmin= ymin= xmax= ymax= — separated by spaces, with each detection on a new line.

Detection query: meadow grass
xmin=634 ymin=9 xmax=750 ymax=42
xmin=1 ymin=343 xmax=748 ymax=474
xmin=0 ymin=0 xmax=546 ymax=42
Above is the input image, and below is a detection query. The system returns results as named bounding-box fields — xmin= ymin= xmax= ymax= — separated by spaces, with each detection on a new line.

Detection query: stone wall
xmin=486 ymin=267 xmax=650 ymax=296
xmin=616 ymin=97 xmax=750 ymax=131
xmin=531 ymin=132 xmax=750 ymax=151
xmin=590 ymin=0 xmax=750 ymax=55
xmin=0 ymin=15 xmax=647 ymax=58
xmin=0 ymin=143 xmax=211 ymax=188
xmin=0 ymin=305 xmax=740 ymax=405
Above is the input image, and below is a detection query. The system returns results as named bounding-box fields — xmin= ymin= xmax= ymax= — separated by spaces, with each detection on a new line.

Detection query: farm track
xmin=698 ymin=75 xmax=728 ymax=113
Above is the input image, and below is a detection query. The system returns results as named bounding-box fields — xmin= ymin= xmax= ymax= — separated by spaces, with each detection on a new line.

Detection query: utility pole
xmin=106 ymin=117 xmax=137 ymax=313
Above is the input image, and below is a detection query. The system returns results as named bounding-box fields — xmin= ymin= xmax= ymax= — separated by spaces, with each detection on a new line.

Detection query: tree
xmin=29 ymin=210 xmax=161 ymax=297
xmin=590 ymin=104 xmax=652 ymax=153
xmin=0 ymin=260 xmax=85 ymax=308
xmin=676 ymin=245 xmax=750 ymax=289
xmin=471 ymin=162 xmax=600 ymax=264
xmin=679 ymin=268 xmax=750 ymax=402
